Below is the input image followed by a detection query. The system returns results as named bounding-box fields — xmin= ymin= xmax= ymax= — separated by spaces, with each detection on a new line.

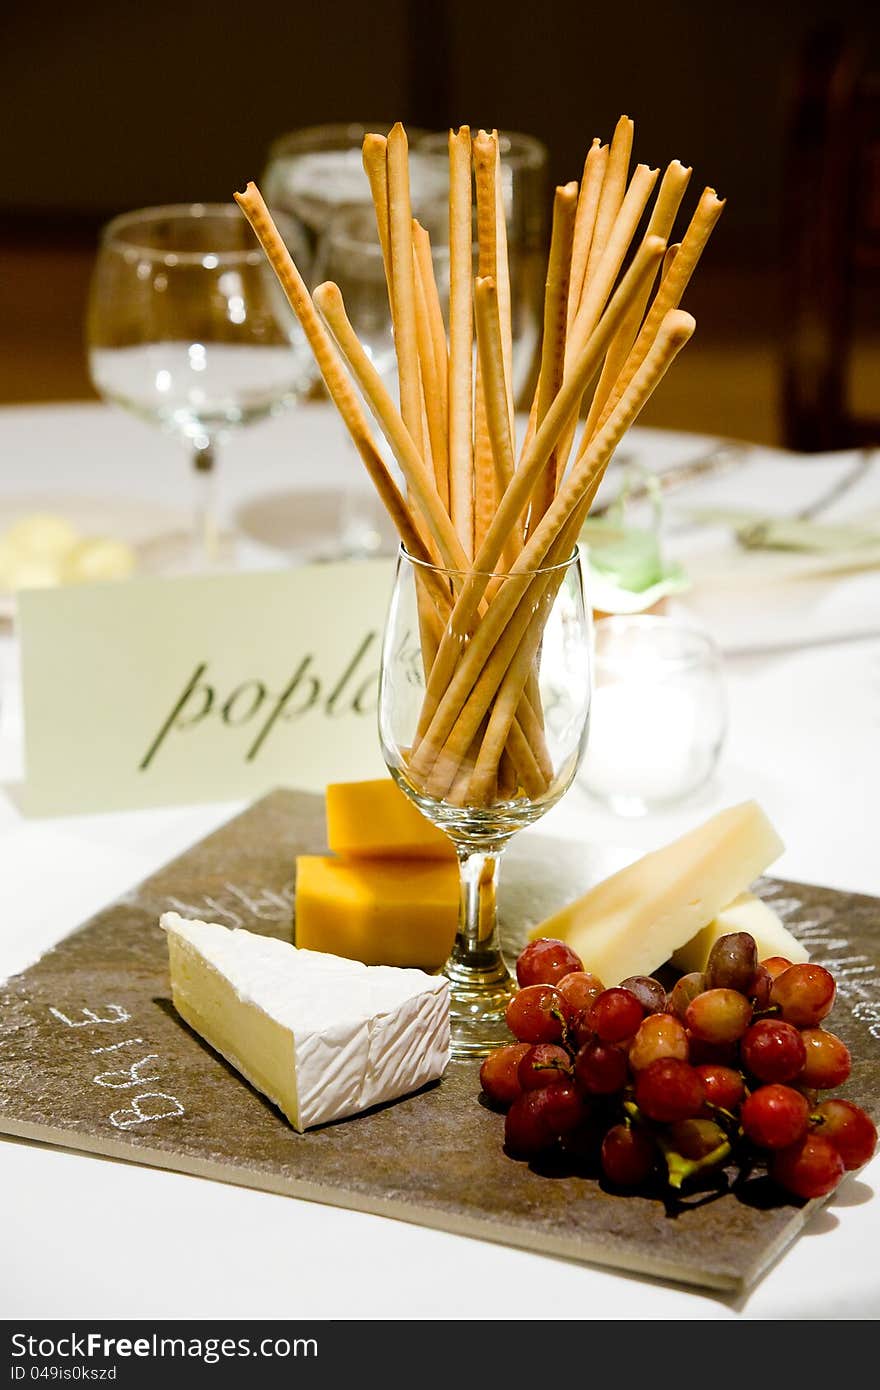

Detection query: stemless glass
xmin=379 ymin=547 xmax=591 ymax=1056
xmin=87 ymin=203 xmax=311 ymax=569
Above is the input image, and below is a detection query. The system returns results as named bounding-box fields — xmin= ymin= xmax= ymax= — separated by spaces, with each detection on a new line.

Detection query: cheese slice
xmin=326 ymin=778 xmax=454 ymax=860
xmin=295 ymin=854 xmax=458 ymax=970
xmin=531 ymin=801 xmax=784 ymax=984
xmin=162 ymin=912 xmax=449 ymax=1131
xmin=672 ymin=891 xmax=809 ymax=973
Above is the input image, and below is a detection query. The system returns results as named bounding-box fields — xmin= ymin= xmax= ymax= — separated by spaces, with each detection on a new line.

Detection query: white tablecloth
xmin=1 ymin=401 xmax=878 ymax=1319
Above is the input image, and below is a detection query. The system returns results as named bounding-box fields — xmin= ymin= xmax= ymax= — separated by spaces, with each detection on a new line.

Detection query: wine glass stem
xmin=447 ymin=845 xmax=509 ymax=984
xmin=192 ymin=441 xmax=218 ymax=569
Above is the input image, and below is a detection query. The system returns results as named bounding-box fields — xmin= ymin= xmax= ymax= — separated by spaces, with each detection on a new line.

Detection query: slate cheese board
xmin=1 ymin=789 xmax=877 ymax=1292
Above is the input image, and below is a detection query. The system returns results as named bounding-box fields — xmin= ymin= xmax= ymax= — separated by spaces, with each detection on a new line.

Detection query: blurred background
xmin=1 ymin=0 xmax=878 ymax=447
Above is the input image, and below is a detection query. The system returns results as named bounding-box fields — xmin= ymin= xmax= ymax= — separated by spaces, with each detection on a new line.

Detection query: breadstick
xmin=362 ymin=134 xmax=392 ymax=289
xmin=591 ymin=188 xmax=724 ymax=436
xmin=568 ymin=140 xmax=607 ymax=326
xmin=569 ymin=163 xmax=659 ymax=360
xmin=234 ymin=183 xmax=432 ymax=566
xmin=412 ymin=219 xmax=449 ymax=432
xmin=414 ymin=235 xmax=666 ymax=742
xmin=582 ymin=160 xmax=692 ymax=438
xmin=528 ymin=181 xmax=578 ymax=531
xmin=474 ymin=276 xmax=518 ymax=564
xmin=413 ymin=223 xmax=449 ymax=510
xmin=409 ymin=310 xmax=694 ymax=786
xmin=473 ymin=130 xmax=501 ymax=550
xmin=447 ymin=126 xmax=474 ymax=558
xmin=493 ymin=134 xmax=515 ymax=433
xmin=583 ymin=115 xmax=634 ymax=289
xmin=387 ymin=123 xmax=423 ymax=455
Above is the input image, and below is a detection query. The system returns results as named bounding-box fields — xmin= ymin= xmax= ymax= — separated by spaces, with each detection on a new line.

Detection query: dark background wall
xmin=4 ymin=0 xmax=877 ymax=260
xmin=1 ymin=0 xmax=877 ymax=439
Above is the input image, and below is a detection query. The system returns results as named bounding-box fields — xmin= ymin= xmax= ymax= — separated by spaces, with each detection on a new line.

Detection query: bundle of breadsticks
xmin=235 ymin=118 xmax=723 ymax=810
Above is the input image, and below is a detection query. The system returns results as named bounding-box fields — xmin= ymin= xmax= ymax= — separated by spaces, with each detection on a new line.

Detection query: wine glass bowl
xmin=379 ymin=546 xmax=591 ymax=1056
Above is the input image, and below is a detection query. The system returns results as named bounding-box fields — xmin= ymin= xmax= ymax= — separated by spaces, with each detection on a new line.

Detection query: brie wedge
xmin=161 ymin=912 xmax=450 ymax=1131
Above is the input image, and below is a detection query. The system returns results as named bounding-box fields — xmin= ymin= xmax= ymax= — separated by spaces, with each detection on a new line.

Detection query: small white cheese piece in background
xmin=672 ymin=891 xmax=809 ymax=973
xmin=161 ymin=912 xmax=450 ymax=1132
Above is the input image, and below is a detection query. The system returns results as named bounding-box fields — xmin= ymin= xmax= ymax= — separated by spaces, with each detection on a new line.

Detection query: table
xmin=1 ymin=401 xmax=878 ymax=1319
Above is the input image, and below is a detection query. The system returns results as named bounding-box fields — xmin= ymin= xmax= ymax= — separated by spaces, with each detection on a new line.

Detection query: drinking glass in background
xmin=87 ymin=204 xmax=310 ymax=569
xmin=262 ymin=122 xmax=447 ymax=373
xmin=414 ymin=128 xmax=548 ymax=406
xmin=311 ymin=204 xmax=451 ymax=556
xmin=579 ymin=616 xmax=727 ymax=816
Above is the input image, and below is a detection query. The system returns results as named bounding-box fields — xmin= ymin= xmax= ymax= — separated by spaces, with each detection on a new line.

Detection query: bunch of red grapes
xmin=480 ymin=932 xmax=876 ymax=1199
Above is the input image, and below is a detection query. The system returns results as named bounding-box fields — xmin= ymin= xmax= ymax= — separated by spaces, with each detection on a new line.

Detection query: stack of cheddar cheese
xmin=295 ymin=786 xmax=807 ymax=979
xmin=294 ymin=779 xmax=460 ymax=970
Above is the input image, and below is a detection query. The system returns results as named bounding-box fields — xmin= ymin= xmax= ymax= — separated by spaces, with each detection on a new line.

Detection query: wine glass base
xmin=444 ymin=964 xmax=517 ymax=1058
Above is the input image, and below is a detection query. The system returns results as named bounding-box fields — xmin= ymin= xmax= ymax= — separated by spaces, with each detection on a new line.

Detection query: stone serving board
xmin=1 ymin=789 xmax=878 ymax=1294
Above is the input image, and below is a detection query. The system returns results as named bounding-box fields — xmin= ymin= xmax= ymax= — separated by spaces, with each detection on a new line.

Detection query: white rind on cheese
xmin=531 ymin=801 xmax=784 ymax=984
xmin=161 ymin=912 xmax=450 ymax=1132
xmin=672 ymin=891 xmax=809 ymax=973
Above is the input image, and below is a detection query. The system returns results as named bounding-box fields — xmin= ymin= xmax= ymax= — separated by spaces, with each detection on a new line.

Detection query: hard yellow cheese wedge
xmin=672 ymin=891 xmax=809 ymax=972
xmin=295 ymin=854 xmax=458 ymax=970
xmin=326 ymin=778 xmax=455 ymax=860
xmin=531 ymin=801 xmax=784 ymax=984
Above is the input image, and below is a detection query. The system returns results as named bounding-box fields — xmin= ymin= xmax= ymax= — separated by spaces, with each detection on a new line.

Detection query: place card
xmin=18 ymin=561 xmax=394 ymax=815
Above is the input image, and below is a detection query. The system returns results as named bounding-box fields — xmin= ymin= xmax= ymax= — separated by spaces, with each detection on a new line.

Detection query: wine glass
xmin=87 ymin=203 xmax=312 ymax=569
xmin=379 ymin=547 xmax=591 ymax=1056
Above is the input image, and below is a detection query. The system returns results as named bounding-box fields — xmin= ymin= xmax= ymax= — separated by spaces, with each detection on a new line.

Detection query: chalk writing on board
xmin=48 ymin=1003 xmax=185 ymax=1131
xmin=164 ymin=879 xmax=294 ymax=932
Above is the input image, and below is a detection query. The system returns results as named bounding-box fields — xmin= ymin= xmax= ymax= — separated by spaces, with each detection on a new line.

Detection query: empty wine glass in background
xmin=87 ymin=203 xmax=311 ymax=569
xmin=414 ymin=128 xmax=549 ymax=406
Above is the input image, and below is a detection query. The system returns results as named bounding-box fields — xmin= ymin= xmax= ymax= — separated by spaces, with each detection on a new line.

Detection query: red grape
xmin=686 ymin=988 xmax=752 ymax=1044
xmin=761 ymin=955 xmax=792 ymax=981
xmin=741 ymin=1084 xmax=810 ymax=1150
xmin=771 ymin=1133 xmax=845 ymax=1199
xmin=574 ymin=1039 xmax=628 ymax=1095
xmin=558 ymin=970 xmax=605 ymax=1015
xmin=516 ymin=938 xmax=584 ymax=987
xmin=696 ymin=1063 xmax=745 ymax=1112
xmin=750 ymin=965 xmax=772 ymax=1009
xmin=560 ymin=1107 xmax=604 ymax=1160
xmin=518 ymin=1043 xmax=572 ymax=1091
xmin=629 ymin=1013 xmax=689 ymax=1071
xmin=506 ymin=984 xmax=567 ymax=1043
xmin=770 ymin=963 xmax=835 ymax=1027
xmin=667 ymin=1117 xmax=727 ymax=1160
xmin=798 ymin=1029 xmax=851 ymax=1090
xmin=741 ymin=1019 xmax=806 ymax=1083
xmin=635 ymin=1058 xmax=705 ymax=1123
xmin=601 ymin=1124 xmax=657 ymax=1186
xmin=504 ymin=1091 xmax=557 ymax=1156
xmin=669 ymin=973 xmax=705 ymax=1022
xmin=813 ymin=1099 xmax=878 ymax=1171
xmin=705 ymin=931 xmax=758 ymax=993
xmin=479 ymin=1043 xmax=532 ymax=1106
xmin=534 ymin=1081 xmax=583 ymax=1136
xmin=588 ymin=988 xmax=644 ymax=1043
xmin=619 ymin=975 xmax=667 ymax=1015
